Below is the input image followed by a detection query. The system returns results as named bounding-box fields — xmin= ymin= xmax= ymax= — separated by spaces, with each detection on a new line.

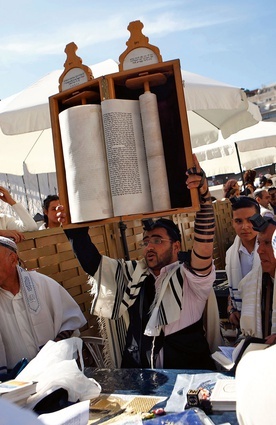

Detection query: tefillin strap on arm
xmin=186 ymin=165 xmax=215 ymax=245
xmin=186 ymin=167 xmax=212 ymax=203
xmin=194 ymin=204 xmax=215 ymax=244
xmin=192 ymin=169 xmax=215 ymax=273
xmin=192 ymin=206 xmax=214 ymax=274
xmin=194 ymin=204 xmax=215 ymax=243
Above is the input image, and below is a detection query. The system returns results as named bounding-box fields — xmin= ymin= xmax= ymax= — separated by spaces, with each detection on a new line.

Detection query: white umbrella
xmin=0 ymin=59 xmax=119 ymax=135
xmin=0 ymin=60 xmax=261 ymax=176
xmin=0 ymin=61 xmax=261 ymax=139
xmin=193 ymin=121 xmax=276 ymax=177
xmin=0 ymin=128 xmax=54 ymax=175
xmin=182 ymin=70 xmax=261 ymax=147
xmin=0 ymin=59 xmax=119 ymax=176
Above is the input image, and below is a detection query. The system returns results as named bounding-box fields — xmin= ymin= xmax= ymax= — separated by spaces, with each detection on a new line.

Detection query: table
xmin=85 ymin=368 xmax=238 ymax=425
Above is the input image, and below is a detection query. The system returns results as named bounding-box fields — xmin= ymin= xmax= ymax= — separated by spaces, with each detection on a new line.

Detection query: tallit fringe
xmin=96 ymin=316 xmax=114 ymax=368
xmin=149 ymin=281 xmax=162 ymax=315
xmin=150 ymin=336 xmax=156 ymax=369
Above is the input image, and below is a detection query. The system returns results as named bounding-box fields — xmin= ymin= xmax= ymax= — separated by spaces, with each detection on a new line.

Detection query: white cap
xmin=272 ymin=229 xmax=276 ymax=259
xmin=0 ymin=236 xmax=18 ymax=253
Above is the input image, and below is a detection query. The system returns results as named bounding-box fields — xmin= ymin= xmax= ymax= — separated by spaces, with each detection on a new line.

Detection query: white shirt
xmin=260 ymin=205 xmax=274 ymax=219
xmin=0 ymin=267 xmax=87 ymax=369
xmin=239 ymin=243 xmax=255 ymax=278
xmin=154 ymin=261 xmax=215 ymax=367
xmin=0 ymin=203 xmax=37 ymax=231
xmin=0 ymin=288 xmax=38 ymax=368
xmin=154 ymin=261 xmax=215 ymax=336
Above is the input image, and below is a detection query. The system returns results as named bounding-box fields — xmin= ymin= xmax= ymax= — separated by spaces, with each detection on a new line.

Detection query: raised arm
xmin=56 ymin=205 xmax=102 ymax=275
xmin=0 ymin=186 xmax=37 ymax=232
xmin=64 ymin=226 xmax=102 ymax=276
xmin=0 ymin=229 xmax=25 ymax=243
xmin=186 ymin=155 xmax=215 ymax=275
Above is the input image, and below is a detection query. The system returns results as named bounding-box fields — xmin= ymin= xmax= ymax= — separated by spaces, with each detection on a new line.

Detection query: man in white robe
xmin=0 ymin=236 xmax=87 ymax=377
xmin=238 ymin=215 xmax=276 ymax=341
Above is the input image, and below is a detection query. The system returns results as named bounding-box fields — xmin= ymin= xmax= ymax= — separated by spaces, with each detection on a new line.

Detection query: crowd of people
xmin=221 ymin=171 xmax=276 ymax=219
xmin=0 ymin=163 xmax=276 ymax=425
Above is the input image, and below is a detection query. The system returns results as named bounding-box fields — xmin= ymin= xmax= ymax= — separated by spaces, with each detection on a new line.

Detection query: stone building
xmin=247 ymin=82 xmax=276 ymax=122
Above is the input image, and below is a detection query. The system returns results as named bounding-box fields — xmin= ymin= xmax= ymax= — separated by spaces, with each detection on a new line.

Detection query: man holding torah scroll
xmin=58 ymin=155 xmax=217 ymax=370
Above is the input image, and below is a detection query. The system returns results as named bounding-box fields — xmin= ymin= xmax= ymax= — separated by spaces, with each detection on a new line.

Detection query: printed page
xmin=101 ymin=99 xmax=153 ymax=216
xmin=232 ymin=338 xmax=246 ymax=363
xmin=59 ymin=104 xmax=113 ymax=222
xmin=211 ymin=351 xmax=234 ymax=370
xmin=217 ymin=346 xmax=234 ymax=361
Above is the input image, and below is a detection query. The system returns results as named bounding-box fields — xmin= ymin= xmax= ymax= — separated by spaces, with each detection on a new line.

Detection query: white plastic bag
xmin=17 ymin=337 xmax=101 ymax=407
xmin=18 ymin=337 xmax=84 ymax=379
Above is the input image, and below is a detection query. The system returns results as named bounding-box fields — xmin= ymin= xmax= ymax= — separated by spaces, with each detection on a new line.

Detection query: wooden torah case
xmin=49 ymin=21 xmax=199 ymax=228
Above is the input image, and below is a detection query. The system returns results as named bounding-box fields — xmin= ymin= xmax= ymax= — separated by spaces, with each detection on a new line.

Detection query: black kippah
xmin=142 ymin=218 xmax=181 ymax=242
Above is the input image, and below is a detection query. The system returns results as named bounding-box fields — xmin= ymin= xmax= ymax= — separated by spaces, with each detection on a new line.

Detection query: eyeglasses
xmin=139 ymin=237 xmax=172 ymax=248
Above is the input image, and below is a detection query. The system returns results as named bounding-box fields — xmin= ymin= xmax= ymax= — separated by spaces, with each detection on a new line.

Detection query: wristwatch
xmin=227 ymin=307 xmax=237 ymax=318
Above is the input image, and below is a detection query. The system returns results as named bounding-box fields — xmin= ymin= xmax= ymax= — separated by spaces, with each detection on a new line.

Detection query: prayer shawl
xmin=226 ymin=236 xmax=261 ymax=311
xmin=239 ymin=267 xmax=276 ymax=337
xmin=205 ymin=287 xmax=224 ymax=354
xmin=273 ymin=229 xmax=276 ymax=257
xmin=0 ymin=266 xmax=86 ymax=371
xmin=89 ymin=256 xmax=217 ymax=367
xmin=90 ymin=256 xmax=184 ymax=333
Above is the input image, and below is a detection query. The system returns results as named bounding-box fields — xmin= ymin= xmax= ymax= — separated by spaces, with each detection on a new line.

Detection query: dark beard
xmin=146 ymin=245 xmax=174 ymax=273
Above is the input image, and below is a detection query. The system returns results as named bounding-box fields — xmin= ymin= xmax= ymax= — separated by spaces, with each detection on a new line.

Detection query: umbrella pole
xmin=234 ymin=142 xmax=245 ymax=189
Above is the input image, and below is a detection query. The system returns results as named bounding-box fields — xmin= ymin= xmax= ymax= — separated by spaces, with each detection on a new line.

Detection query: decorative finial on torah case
xmin=118 ymin=20 xmax=162 ymax=71
xmin=58 ymin=42 xmax=93 ymax=92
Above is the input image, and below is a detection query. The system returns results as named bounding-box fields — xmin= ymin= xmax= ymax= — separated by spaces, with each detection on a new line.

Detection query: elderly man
xmin=57 ymin=155 xmax=217 ymax=370
xmin=253 ymin=188 xmax=274 ymax=219
xmin=0 ymin=237 xmax=87 ymax=378
xmin=238 ymin=214 xmax=276 ymax=343
xmin=268 ymin=186 xmax=276 ymax=215
xmin=236 ymin=219 xmax=276 ymax=425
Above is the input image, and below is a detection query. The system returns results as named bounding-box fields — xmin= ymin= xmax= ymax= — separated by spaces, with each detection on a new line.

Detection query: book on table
xmin=211 ymin=336 xmax=269 ymax=371
xmin=210 ymin=378 xmax=236 ymax=411
xmin=0 ymin=379 xmax=37 ymax=405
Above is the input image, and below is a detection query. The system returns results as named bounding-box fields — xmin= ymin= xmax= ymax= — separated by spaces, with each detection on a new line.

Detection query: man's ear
xmin=174 ymin=240 xmax=181 ymax=252
xmin=10 ymin=252 xmax=19 ymax=266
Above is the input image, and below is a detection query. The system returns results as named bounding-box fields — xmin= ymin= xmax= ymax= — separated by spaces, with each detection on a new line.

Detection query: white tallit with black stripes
xmin=89 ymin=255 xmax=184 ymax=337
xmin=226 ymin=235 xmax=261 ymax=311
xmin=239 ymin=266 xmax=276 ymax=337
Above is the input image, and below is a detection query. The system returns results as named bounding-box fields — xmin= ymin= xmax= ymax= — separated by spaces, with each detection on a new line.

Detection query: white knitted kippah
xmin=0 ymin=236 xmax=18 ymax=253
xmin=273 ymin=229 xmax=276 ymax=259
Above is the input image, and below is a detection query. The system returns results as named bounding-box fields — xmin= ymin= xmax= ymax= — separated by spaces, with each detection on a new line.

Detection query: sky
xmin=0 ymin=0 xmax=275 ymax=100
